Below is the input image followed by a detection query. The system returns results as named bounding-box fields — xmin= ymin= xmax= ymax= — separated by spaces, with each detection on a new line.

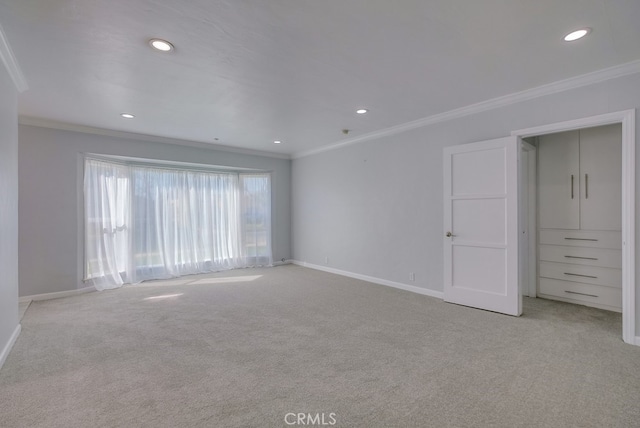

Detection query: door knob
xmin=446 ymin=231 xmax=455 ymax=238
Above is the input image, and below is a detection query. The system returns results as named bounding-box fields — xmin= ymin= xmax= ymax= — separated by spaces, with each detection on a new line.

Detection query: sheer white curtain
xmin=130 ymin=167 xmax=245 ymax=282
xmin=240 ymin=174 xmax=272 ymax=266
xmin=84 ymin=158 xmax=272 ymax=290
xmin=84 ymin=159 xmax=130 ymax=289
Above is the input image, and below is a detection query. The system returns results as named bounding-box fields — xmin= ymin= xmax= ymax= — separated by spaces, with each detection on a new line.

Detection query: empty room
xmin=2 ymin=1 xmax=640 ymax=427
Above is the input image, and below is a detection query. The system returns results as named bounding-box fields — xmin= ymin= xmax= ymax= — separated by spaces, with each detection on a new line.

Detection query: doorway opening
xmin=513 ymin=110 xmax=636 ymax=345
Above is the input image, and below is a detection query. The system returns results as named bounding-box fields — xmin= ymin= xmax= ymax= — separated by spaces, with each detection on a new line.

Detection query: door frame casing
xmin=519 ymin=141 xmax=537 ymax=298
xmin=511 ymin=109 xmax=636 ymax=345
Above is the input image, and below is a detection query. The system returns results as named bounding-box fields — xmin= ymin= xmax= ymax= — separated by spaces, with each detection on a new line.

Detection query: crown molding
xmin=18 ymin=116 xmax=292 ymax=160
xmin=292 ymin=59 xmax=640 ymax=159
xmin=0 ymin=24 xmax=28 ymax=92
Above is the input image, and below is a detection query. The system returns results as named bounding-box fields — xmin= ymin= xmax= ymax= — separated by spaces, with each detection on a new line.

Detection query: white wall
xmin=0 ymin=58 xmax=20 ymax=367
xmin=292 ymin=71 xmax=640 ymax=332
xmin=18 ymin=126 xmax=291 ymax=297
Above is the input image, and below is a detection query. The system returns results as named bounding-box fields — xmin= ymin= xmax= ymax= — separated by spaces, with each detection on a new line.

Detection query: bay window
xmin=84 ymin=157 xmax=272 ymax=290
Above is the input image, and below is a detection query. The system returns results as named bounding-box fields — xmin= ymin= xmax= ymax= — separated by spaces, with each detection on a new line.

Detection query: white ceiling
xmin=2 ymin=0 xmax=640 ymax=157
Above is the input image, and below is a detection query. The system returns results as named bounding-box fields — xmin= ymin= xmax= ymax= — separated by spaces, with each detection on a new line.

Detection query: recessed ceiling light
xmin=356 ymin=108 xmax=368 ymax=114
xmin=273 ymin=140 xmax=282 ymax=144
xmin=120 ymin=113 xmax=135 ymax=119
xmin=149 ymin=38 xmax=174 ymax=52
xmin=564 ymin=28 xmax=591 ymax=42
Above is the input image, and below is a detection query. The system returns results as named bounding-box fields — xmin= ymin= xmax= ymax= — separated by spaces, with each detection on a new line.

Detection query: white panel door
xmin=538 ymin=130 xmax=580 ymax=230
xmin=443 ymin=137 xmax=521 ymax=316
xmin=579 ymin=124 xmax=622 ymax=231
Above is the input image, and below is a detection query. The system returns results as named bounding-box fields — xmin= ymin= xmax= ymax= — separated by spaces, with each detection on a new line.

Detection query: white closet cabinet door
xmin=579 ymin=125 xmax=622 ymax=231
xmin=538 ymin=130 xmax=580 ymax=229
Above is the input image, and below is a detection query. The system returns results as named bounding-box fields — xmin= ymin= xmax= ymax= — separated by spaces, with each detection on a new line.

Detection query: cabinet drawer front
xmin=539 ymin=245 xmax=622 ymax=269
xmin=539 ymin=278 xmax=621 ymax=309
xmin=539 ymin=229 xmax=621 ymax=249
xmin=539 ymin=261 xmax=621 ymax=288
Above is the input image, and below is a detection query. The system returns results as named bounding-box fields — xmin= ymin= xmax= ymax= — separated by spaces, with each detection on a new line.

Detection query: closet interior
xmin=534 ymin=124 xmax=622 ymax=312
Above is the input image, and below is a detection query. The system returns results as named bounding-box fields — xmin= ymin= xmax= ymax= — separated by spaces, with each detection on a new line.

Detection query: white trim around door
xmin=512 ymin=109 xmax=636 ymax=346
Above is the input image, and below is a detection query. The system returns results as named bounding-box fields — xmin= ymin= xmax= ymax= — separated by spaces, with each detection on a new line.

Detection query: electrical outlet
xmin=409 ymin=272 xmax=415 ymax=281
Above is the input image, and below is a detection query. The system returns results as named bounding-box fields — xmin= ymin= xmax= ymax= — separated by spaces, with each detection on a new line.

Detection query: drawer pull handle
xmin=564 ymin=255 xmax=598 ymax=261
xmin=565 ymin=290 xmax=598 ymax=298
xmin=564 ymin=272 xmax=598 ymax=279
xmin=564 ymin=238 xmax=598 ymax=241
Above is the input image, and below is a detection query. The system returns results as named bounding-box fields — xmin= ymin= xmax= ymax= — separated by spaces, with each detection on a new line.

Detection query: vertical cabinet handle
xmin=585 ymin=174 xmax=589 ymax=199
xmin=571 ymin=175 xmax=574 ymax=199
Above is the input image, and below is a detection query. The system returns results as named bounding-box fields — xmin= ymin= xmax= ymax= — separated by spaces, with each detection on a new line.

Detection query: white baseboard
xmin=19 ymin=285 xmax=96 ymax=303
xmin=291 ymin=260 xmax=444 ymax=300
xmin=0 ymin=324 xmax=21 ymax=370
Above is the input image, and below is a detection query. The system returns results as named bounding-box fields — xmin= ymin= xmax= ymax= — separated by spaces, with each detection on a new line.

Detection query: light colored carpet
xmin=1 ymin=265 xmax=639 ymax=428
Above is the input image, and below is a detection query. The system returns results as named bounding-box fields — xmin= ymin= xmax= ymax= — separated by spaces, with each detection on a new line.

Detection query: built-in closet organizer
xmin=537 ymin=124 xmax=622 ymax=312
